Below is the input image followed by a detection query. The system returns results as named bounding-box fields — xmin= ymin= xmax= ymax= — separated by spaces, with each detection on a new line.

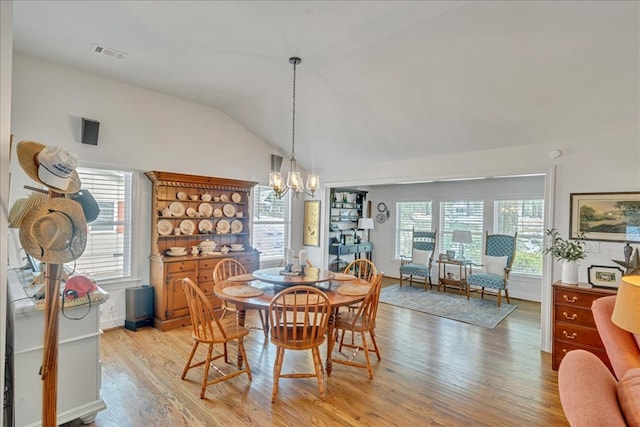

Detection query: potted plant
xmin=543 ymin=228 xmax=586 ymax=284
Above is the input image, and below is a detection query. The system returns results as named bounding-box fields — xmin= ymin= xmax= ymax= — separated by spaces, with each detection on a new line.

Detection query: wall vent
xmin=91 ymin=44 xmax=128 ymax=60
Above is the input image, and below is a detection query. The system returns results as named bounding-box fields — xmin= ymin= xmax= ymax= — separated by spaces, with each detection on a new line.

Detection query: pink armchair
xmin=558 ymin=294 xmax=640 ymax=426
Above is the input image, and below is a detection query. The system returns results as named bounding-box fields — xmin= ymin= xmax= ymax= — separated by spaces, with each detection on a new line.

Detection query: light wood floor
xmin=70 ymin=279 xmax=568 ymax=426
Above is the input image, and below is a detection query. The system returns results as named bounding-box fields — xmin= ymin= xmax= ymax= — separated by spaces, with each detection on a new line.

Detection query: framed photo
xmin=303 ymin=200 xmax=321 ymax=247
xmin=446 ymin=250 xmax=456 ymax=260
xmin=570 ymin=192 xmax=640 ymax=242
xmin=587 ymin=265 xmax=624 ymax=289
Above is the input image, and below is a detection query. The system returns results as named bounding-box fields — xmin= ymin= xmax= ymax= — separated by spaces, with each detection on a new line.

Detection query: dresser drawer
xmin=199 ymin=258 xmax=222 ymax=270
xmin=554 ymin=305 xmax=597 ymax=328
xmin=199 ymin=281 xmax=214 ymax=296
xmin=198 ymin=270 xmax=214 ymax=283
xmin=554 ymin=342 xmax=611 ymax=370
xmin=554 ymin=323 xmax=604 ymax=349
xmin=167 ymin=260 xmax=196 ymax=273
xmin=554 ymin=288 xmax=604 ymax=309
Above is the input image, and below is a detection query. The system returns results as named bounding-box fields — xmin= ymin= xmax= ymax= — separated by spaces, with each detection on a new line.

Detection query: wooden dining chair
xmin=332 ymin=273 xmax=383 ymax=379
xmin=180 ymin=278 xmax=252 ymax=399
xmin=268 ymin=285 xmax=330 ymax=402
xmin=343 ymin=258 xmax=377 ymax=284
xmin=213 ymin=258 xmax=267 ymax=335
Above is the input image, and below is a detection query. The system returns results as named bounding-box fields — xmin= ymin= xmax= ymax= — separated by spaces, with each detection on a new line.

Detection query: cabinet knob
xmin=562 ymin=330 xmax=577 ymax=340
xmin=562 ymin=295 xmax=578 ymax=303
xmin=562 ymin=311 xmax=578 ymax=320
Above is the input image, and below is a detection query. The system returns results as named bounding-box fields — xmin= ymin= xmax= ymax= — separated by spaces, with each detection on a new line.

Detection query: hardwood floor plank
xmin=62 ymin=281 xmax=567 ymax=427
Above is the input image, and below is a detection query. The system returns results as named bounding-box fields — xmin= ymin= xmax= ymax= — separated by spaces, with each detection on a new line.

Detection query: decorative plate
xmin=229 ymin=247 xmax=245 ymax=252
xmin=216 ymin=219 xmax=230 ymax=234
xmin=157 ymin=219 xmax=173 ymax=236
xmin=230 ymin=219 xmax=243 ymax=234
xmin=213 ymin=208 xmax=223 ymax=218
xmin=169 ymin=201 xmax=186 ymax=217
xmin=231 ymin=192 xmax=242 ymax=203
xmin=198 ymin=202 xmax=213 ymax=217
xmin=186 ymin=207 xmax=197 ymax=217
xmin=165 ymin=250 xmax=187 ymax=257
xmin=223 ymin=204 xmax=236 ymax=217
xmin=198 ymin=219 xmax=213 ymax=233
xmin=176 ymin=191 xmax=187 ymax=201
xmin=220 ymin=194 xmax=229 ymax=202
xmin=179 ymin=219 xmax=196 ymax=235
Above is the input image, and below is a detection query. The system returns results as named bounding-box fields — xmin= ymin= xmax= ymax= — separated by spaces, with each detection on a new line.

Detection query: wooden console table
xmin=552 ymin=281 xmax=616 ymax=373
xmin=437 ymin=259 xmax=472 ymax=294
xmin=329 ymin=242 xmax=373 ymax=271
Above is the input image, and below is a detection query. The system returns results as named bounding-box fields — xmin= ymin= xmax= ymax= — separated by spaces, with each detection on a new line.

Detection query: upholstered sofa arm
xmin=593 ymin=295 xmax=640 ymax=380
xmin=558 ymin=349 xmax=627 ymax=427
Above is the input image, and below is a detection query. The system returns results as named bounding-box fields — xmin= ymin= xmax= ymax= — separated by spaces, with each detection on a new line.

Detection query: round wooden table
xmin=214 ymin=269 xmax=370 ymax=375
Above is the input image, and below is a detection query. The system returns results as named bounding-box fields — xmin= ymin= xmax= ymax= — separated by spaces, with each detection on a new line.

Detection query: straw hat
xmin=8 ymin=191 xmax=48 ymax=228
xmin=17 ymin=140 xmax=81 ymax=194
xmin=19 ymin=198 xmax=87 ymax=264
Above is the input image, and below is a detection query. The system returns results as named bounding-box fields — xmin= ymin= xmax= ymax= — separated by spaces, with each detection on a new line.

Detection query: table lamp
xmin=452 ymin=230 xmax=472 ymax=260
xmin=611 ymin=275 xmax=640 ymax=335
xmin=357 ymin=218 xmax=374 ymax=242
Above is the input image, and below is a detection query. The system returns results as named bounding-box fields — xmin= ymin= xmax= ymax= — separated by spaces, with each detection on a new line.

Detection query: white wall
xmin=9 ymin=55 xmax=284 ymax=329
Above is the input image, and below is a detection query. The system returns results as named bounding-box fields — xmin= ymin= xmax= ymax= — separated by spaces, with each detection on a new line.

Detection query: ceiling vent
xmin=91 ymin=44 xmax=128 ymax=60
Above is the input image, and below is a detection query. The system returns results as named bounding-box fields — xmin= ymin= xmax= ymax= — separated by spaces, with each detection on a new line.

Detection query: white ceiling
xmin=11 ymin=1 xmax=639 ymax=173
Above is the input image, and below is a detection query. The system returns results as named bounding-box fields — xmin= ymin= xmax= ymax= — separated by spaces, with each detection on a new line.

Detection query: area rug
xmin=379 ymin=284 xmax=517 ymax=329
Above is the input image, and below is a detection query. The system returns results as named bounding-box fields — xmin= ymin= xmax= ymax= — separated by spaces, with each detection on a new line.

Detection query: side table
xmin=437 ymin=259 xmax=472 ymax=294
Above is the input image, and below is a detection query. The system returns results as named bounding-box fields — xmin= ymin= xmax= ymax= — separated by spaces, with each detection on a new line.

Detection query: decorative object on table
xmin=612 ymin=275 xmax=640 ymax=335
xmin=357 ymin=217 xmax=374 ymax=243
xmin=446 ymin=249 xmax=456 ymax=260
xmin=269 ymin=57 xmax=319 ymax=199
xmin=612 ymin=245 xmax=640 ymax=276
xmin=587 ymin=265 xmax=624 ymax=288
xmin=19 ymin=198 xmax=88 ymax=264
xmin=376 ymin=202 xmax=390 ymax=223
xmin=569 ymin=192 xmax=640 ymax=243
xmin=298 ymin=249 xmax=307 ymax=273
xmin=466 ymin=231 xmax=518 ymax=306
xmin=452 ymin=230 xmax=472 ymax=260
xmin=399 ymin=228 xmax=437 ymax=289
xmin=543 ymin=228 xmax=586 ymax=285
xmin=380 ymin=284 xmax=517 ymax=329
xmin=303 ymin=200 xmax=321 ymax=246
xmin=17 ymin=141 xmax=82 ymax=193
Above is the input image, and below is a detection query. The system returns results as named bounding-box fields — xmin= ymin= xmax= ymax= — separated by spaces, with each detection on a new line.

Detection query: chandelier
xmin=269 ymin=57 xmax=319 ymax=199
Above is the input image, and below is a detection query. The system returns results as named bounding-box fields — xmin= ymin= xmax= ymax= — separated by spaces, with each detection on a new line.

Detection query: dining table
xmin=213 ymin=267 xmax=371 ymax=376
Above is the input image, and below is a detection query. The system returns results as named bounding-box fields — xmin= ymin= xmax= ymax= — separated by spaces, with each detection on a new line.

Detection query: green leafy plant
xmin=543 ymin=228 xmax=586 ymax=261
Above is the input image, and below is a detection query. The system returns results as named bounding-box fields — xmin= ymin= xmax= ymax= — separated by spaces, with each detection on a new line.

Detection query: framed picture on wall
xmin=587 ymin=265 xmax=624 ymax=288
xmin=569 ymin=192 xmax=640 ymax=242
xmin=303 ymin=200 xmax=321 ymax=247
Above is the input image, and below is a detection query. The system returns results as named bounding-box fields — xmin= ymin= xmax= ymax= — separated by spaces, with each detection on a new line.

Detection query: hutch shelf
xmin=145 ymin=171 xmax=259 ymax=331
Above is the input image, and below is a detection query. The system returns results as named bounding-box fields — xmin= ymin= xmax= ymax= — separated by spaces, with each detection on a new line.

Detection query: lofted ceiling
xmin=11 ymin=1 xmax=639 ymax=173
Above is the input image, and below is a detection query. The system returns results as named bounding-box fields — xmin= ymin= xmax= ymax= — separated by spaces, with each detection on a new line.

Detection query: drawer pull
xmin=562 ymin=331 xmax=577 ymax=340
xmin=562 ymin=312 xmax=578 ymax=320
xmin=563 ymin=295 xmax=578 ymax=303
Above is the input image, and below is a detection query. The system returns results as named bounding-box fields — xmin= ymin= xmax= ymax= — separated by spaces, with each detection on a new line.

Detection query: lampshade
xmin=358 ymin=218 xmax=374 ymax=230
xmin=611 ymin=275 xmax=640 ymax=335
xmin=452 ymin=230 xmax=472 ymax=244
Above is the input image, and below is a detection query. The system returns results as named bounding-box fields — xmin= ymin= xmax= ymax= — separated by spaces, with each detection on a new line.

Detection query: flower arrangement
xmin=543 ymin=228 xmax=586 ymax=262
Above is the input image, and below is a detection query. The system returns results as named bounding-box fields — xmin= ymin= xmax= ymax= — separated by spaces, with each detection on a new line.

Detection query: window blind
xmin=395 ymin=201 xmax=432 ymax=258
xmin=440 ymin=200 xmax=484 ymax=263
xmin=495 ymin=199 xmax=544 ymax=275
xmin=252 ymin=185 xmax=290 ymax=261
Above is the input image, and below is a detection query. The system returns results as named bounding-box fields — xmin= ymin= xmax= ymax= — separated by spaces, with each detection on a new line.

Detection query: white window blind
xmin=69 ymin=167 xmax=132 ymax=281
xmin=395 ymin=201 xmax=432 ymax=258
xmin=440 ymin=200 xmax=484 ymax=263
xmin=495 ymin=199 xmax=544 ymax=275
xmin=252 ymin=185 xmax=290 ymax=262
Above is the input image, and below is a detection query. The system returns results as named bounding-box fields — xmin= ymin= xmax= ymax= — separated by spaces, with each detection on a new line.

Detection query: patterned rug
xmin=379 ymin=284 xmax=517 ymax=329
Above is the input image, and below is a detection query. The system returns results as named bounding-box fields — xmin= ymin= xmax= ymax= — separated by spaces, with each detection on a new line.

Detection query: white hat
xmin=17 ymin=141 xmax=81 ymax=194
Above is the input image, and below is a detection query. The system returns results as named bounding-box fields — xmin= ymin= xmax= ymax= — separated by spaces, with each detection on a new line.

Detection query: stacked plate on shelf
xmin=166 ymin=247 xmax=187 ymax=257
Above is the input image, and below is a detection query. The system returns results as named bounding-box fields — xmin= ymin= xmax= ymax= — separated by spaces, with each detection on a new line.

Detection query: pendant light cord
xmin=290 ymin=57 xmax=300 ymax=163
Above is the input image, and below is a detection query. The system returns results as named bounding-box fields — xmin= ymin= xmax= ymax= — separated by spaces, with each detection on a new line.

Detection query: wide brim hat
xmin=8 ymin=191 xmax=48 ymax=228
xmin=19 ymin=198 xmax=87 ymax=264
xmin=17 ymin=140 xmax=81 ymax=194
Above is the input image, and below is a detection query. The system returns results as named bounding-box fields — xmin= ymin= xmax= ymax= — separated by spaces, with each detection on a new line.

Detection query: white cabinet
xmin=6 ymin=270 xmax=107 ymax=426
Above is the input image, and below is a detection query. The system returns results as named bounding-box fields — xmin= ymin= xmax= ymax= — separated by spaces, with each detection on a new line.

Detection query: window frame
xmin=252 ymin=184 xmax=291 ymax=266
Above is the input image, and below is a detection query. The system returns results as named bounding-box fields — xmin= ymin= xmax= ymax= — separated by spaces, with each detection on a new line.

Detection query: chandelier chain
xmin=291 ymin=58 xmax=297 ymax=162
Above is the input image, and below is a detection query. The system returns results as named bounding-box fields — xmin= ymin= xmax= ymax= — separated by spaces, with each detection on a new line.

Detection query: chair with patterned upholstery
xmin=399 ymin=229 xmax=437 ymax=289
xmin=466 ymin=231 xmax=517 ymax=307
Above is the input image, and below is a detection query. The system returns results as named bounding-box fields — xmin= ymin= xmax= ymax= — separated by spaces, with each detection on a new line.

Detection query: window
xmin=495 ymin=199 xmax=544 ymax=275
xmin=395 ymin=201 xmax=432 ymax=258
xmin=69 ymin=167 xmax=132 ymax=281
xmin=252 ymin=185 xmax=290 ymax=263
xmin=440 ymin=200 xmax=484 ymax=263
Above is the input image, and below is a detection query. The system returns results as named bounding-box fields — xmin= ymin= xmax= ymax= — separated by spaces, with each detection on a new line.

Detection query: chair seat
xmin=335 ymin=312 xmax=374 ymax=332
xmin=467 ymin=273 xmax=505 ymax=290
xmin=399 ymin=263 xmax=431 ymax=277
xmin=196 ymin=318 xmax=250 ymax=344
xmin=269 ymin=326 xmax=325 ymax=350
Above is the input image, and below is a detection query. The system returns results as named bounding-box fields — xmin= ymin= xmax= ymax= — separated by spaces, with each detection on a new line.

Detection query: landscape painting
xmin=570 ymin=192 xmax=640 ymax=242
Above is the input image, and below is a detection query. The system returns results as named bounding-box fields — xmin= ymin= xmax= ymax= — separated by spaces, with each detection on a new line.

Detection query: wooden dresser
xmin=552 ymin=281 xmax=617 ymax=373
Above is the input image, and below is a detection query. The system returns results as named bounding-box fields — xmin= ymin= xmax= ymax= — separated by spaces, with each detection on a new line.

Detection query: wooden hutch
xmin=145 ymin=171 xmax=259 ymax=331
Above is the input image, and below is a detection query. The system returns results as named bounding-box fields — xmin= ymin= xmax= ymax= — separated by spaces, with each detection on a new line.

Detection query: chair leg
xmin=200 ymin=344 xmax=214 ymax=399
xmin=257 ymin=309 xmax=268 ymax=336
xmin=369 ymin=330 xmax=381 ymax=361
xmin=481 ymin=287 xmax=485 ymax=299
xmin=399 ymin=274 xmax=403 ymax=287
xmin=238 ymin=338 xmax=252 ymax=381
xmin=311 ymin=346 xmax=326 ymax=399
xmin=181 ymin=341 xmax=199 ymax=379
xmin=360 ymin=332 xmax=373 ymax=379
xmin=271 ymin=346 xmax=285 ymax=402
xmin=409 ymin=275 xmax=413 ymax=286
xmin=504 ymin=288 xmax=511 ymax=304
xmin=497 ymin=290 xmax=502 ymax=307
